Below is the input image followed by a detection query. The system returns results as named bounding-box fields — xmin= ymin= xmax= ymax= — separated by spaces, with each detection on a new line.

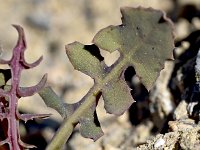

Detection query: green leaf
xmin=0 ymin=69 xmax=11 ymax=87
xmin=65 ymin=6 xmax=174 ymax=139
xmin=93 ymin=7 xmax=174 ymax=90
xmin=41 ymin=7 xmax=174 ymax=149
xmin=79 ymin=102 xmax=103 ymax=141
xmin=66 ymin=42 xmax=105 ymax=80
xmin=39 ymin=87 xmax=67 ymax=118
xmin=66 ymin=7 xmax=174 ymax=116
xmin=102 ymin=79 xmax=134 ymax=115
xmin=0 ymin=73 xmax=5 ymax=87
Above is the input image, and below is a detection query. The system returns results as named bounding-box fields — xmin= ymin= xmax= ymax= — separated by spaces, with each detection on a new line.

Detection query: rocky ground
xmin=0 ymin=0 xmax=200 ymax=150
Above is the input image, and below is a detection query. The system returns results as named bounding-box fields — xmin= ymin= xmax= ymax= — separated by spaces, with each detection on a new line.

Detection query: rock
xmin=173 ymin=100 xmax=188 ymax=120
xmin=138 ymin=123 xmax=200 ymax=150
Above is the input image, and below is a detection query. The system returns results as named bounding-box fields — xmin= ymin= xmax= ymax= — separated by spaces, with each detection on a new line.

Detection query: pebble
xmin=154 ymin=138 xmax=165 ymax=148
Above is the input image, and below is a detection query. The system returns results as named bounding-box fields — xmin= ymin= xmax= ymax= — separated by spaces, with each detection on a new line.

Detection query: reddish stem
xmin=7 ymin=25 xmax=24 ymax=150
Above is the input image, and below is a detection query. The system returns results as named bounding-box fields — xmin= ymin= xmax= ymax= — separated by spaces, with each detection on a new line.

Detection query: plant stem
xmin=46 ymin=58 xmax=127 ymax=150
xmin=46 ymin=86 xmax=99 ymax=150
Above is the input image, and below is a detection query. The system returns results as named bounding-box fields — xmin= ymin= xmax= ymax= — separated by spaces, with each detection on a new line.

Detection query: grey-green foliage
xmin=39 ymin=7 xmax=174 ymax=150
xmin=0 ymin=69 xmax=11 ymax=86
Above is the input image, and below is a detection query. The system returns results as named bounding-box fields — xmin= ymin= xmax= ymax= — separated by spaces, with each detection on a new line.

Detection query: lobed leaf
xmin=93 ymin=7 xmax=174 ymax=90
xmin=65 ymin=7 xmax=174 ymax=116
xmin=0 ymin=25 xmax=47 ymax=149
xmin=42 ymin=7 xmax=174 ymax=149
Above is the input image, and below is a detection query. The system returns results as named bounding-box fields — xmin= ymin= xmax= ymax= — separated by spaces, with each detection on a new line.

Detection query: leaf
xmin=18 ymin=139 xmax=37 ymax=149
xmin=0 ymin=138 xmax=9 ymax=146
xmin=0 ymin=69 xmax=11 ymax=87
xmin=42 ymin=7 xmax=174 ymax=149
xmin=66 ymin=6 xmax=173 ymax=132
xmin=66 ymin=42 xmax=105 ymax=80
xmin=102 ymin=79 xmax=134 ymax=115
xmin=17 ymin=112 xmax=51 ymax=123
xmin=17 ymin=74 xmax=47 ymax=97
xmin=79 ymin=102 xmax=103 ymax=141
xmin=40 ymin=85 xmax=104 ymax=140
xmin=39 ymin=86 xmax=67 ymax=118
xmin=93 ymin=7 xmax=174 ymax=90
xmin=0 ymin=74 xmax=6 ymax=87
xmin=66 ymin=7 xmax=174 ymax=116
xmin=0 ymin=25 xmax=47 ymax=149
